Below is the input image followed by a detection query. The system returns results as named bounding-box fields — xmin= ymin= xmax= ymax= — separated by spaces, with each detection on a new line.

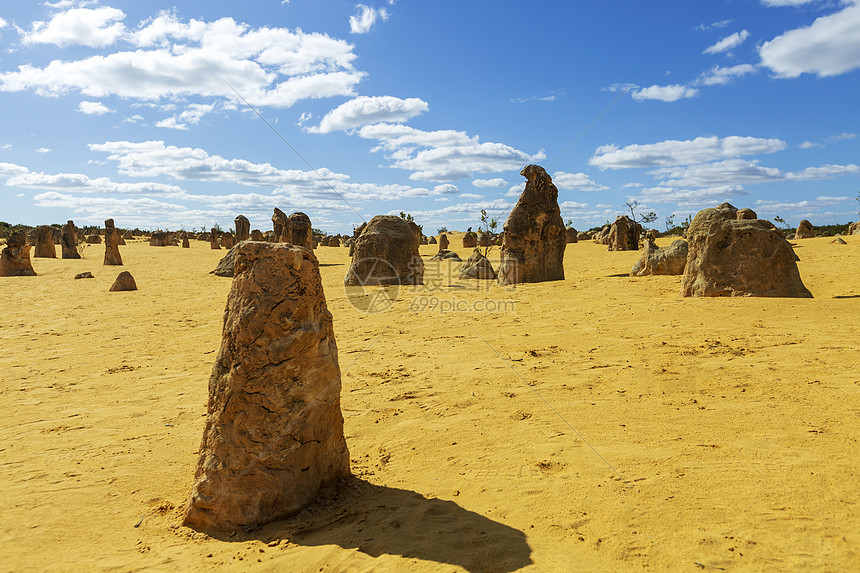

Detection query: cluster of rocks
xmin=630 ymin=239 xmax=688 ymax=277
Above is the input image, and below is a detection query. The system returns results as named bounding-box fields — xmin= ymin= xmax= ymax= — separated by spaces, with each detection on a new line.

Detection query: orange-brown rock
xmin=630 ymin=239 xmax=688 ymax=277
xmin=288 ymin=212 xmax=314 ymax=249
xmin=149 ymin=231 xmax=170 ymax=247
xmin=608 ymin=215 xmax=641 ymax=251
xmin=681 ymin=208 xmax=812 ymax=298
xmin=272 ymin=208 xmax=291 ymax=243
xmin=459 ymin=249 xmax=497 ymax=280
xmin=210 ymin=229 xmax=221 ymax=250
xmin=850 ymin=221 xmax=860 ymax=235
xmin=183 ymin=242 xmax=350 ymax=533
xmin=462 ymin=232 xmax=478 ymax=248
xmin=795 ymin=219 xmax=815 ymax=239
xmin=61 ymin=221 xmax=81 ymax=259
xmin=344 ymin=215 xmax=423 ymax=286
xmin=109 ymin=271 xmax=137 ymax=292
xmin=250 ymin=229 xmax=264 ymax=241
xmin=565 ymin=227 xmax=578 ymax=244
xmin=234 ymin=215 xmax=250 ymax=242
xmin=498 ymin=165 xmax=566 ymax=285
xmin=34 ymin=225 xmax=56 ymax=258
xmin=0 ymin=231 xmax=37 ymax=277
xmin=103 ymin=219 xmax=123 ymax=266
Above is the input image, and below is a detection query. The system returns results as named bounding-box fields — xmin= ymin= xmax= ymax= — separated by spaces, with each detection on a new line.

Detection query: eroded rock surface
xmin=497 ymin=165 xmax=566 ymax=285
xmin=344 ymin=215 xmax=423 ymax=286
xmin=183 ymin=242 xmax=350 ymax=533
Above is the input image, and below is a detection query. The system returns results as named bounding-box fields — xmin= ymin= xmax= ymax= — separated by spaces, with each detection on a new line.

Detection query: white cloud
xmin=1 ymin=13 xmax=365 ymax=109
xmin=36 ymin=147 xmax=52 ymax=153
xmin=0 ymin=162 xmax=29 ymax=176
xmin=433 ymin=183 xmax=459 ymax=195
xmin=632 ymin=84 xmax=698 ymax=102
xmin=309 ymin=95 xmax=428 ymax=133
xmin=356 ymin=123 xmax=545 ymax=181
xmin=754 ymin=196 xmax=852 ymax=213
xmin=156 ymin=103 xmax=216 ymax=130
xmin=7 ymin=171 xmax=184 ymax=195
xmin=651 ymin=159 xmax=783 ymax=187
xmin=77 ymin=100 xmax=112 ymax=115
xmin=472 ymin=178 xmax=507 ymax=188
xmin=786 ymin=163 xmax=860 ymax=180
xmin=551 ymin=171 xmax=609 ymax=192
xmin=155 ymin=116 xmax=188 ymax=130
xmin=703 ymin=30 xmax=750 ymax=54
xmin=760 ymin=0 xmax=818 ymax=6
xmin=696 ymin=64 xmax=758 ymax=86
xmin=696 ymin=19 xmax=734 ymax=31
xmin=590 ymin=135 xmax=787 ymax=169
xmin=21 ymin=7 xmax=126 ymax=48
xmin=349 ymin=4 xmax=389 ymax=34
xmin=801 ymin=131 xmax=857 ymax=148
xmin=637 ymin=184 xmax=749 ymax=208
xmin=799 ymin=140 xmax=818 ymax=149
xmin=760 ymin=3 xmax=860 ymax=77
xmin=1 ymin=143 xmax=12 ymax=150
xmin=0 ymin=18 xmax=7 ymax=29
xmin=509 ymin=93 xmax=559 ymax=103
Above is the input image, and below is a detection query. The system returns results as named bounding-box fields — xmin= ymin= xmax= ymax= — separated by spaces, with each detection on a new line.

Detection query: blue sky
xmin=1 ymin=0 xmax=858 ymax=233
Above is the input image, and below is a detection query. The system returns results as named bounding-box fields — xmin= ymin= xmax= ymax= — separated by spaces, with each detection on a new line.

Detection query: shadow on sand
xmin=236 ymin=477 xmax=533 ymax=572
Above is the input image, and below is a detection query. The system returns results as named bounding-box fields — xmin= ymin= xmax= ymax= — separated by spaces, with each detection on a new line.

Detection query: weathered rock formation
xmin=344 ymin=215 xmax=423 ymax=286
xmin=221 ymin=233 xmax=235 ymax=249
xmin=462 ymin=232 xmax=478 ymax=248
xmin=577 ymin=231 xmax=590 ymax=242
xmin=34 ymin=225 xmax=57 ymax=258
xmin=272 ymin=208 xmax=291 ymax=242
xmin=680 ymin=207 xmax=812 ymax=298
xmin=150 ymin=231 xmax=171 ymax=247
xmin=182 ymin=237 xmax=190 ymax=248
xmin=210 ymin=229 xmax=221 ymax=250
xmin=183 ymin=242 xmax=350 ymax=533
xmin=109 ymin=271 xmax=137 ymax=292
xmin=428 ymin=236 xmax=437 ymax=245
xmin=478 ymin=231 xmax=493 ymax=247
xmin=831 ymin=237 xmax=847 ymax=245
xmin=234 ymin=215 xmax=250 ymax=243
xmin=0 ymin=231 xmax=37 ymax=276
xmin=593 ymin=225 xmax=610 ymax=245
xmin=250 ymin=229 xmax=264 ymax=241
xmin=736 ymin=208 xmax=757 ymax=220
xmin=211 ymin=243 xmax=241 ymax=277
xmin=61 ymin=221 xmax=80 ymax=259
xmin=459 ymin=249 xmax=497 ymax=279
xmin=288 ymin=212 xmax=314 ymax=249
xmin=607 ymin=215 xmax=641 ymax=251
xmin=431 ymin=250 xmax=462 ymax=261
xmin=795 ymin=219 xmax=815 ymax=239
xmin=74 ymin=272 xmax=94 ymax=279
xmin=497 ymin=165 xmax=566 ymax=285
xmin=438 ymin=234 xmax=449 ymax=251
xmin=103 ymin=219 xmax=123 ymax=266
xmin=630 ymin=239 xmax=688 ymax=277
xmin=86 ymin=234 xmax=102 ymax=244
xmin=565 ymin=227 xmax=578 ymax=244
xmin=849 ymin=221 xmax=860 ymax=235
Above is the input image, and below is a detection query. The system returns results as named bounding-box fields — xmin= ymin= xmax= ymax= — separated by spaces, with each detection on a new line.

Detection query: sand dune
xmin=1 ymin=235 xmax=858 ymax=571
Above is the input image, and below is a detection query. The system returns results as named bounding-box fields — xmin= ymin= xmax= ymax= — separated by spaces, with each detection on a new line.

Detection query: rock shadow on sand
xmin=227 ymin=478 xmax=533 ymax=572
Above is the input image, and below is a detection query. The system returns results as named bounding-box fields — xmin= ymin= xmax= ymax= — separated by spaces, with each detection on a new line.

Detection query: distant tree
xmin=772 ymin=216 xmax=791 ymax=230
xmin=212 ymin=222 xmax=223 ymax=233
xmin=399 ymin=211 xmax=423 ymax=235
xmin=664 ymin=214 xmax=676 ymax=232
xmin=479 ymin=209 xmax=498 ymax=256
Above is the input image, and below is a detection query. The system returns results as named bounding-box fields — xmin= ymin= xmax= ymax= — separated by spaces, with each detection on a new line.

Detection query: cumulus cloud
xmin=349 ymin=4 xmax=389 ymax=34
xmin=20 ymin=7 xmax=126 ymax=48
xmin=309 ymin=95 xmax=428 ymax=133
xmin=590 ymin=136 xmax=787 ymax=169
xmin=356 ymin=123 xmax=545 ymax=181
xmin=77 ymin=100 xmax=112 ymax=115
xmin=703 ymin=30 xmax=750 ymax=54
xmin=759 ymin=3 xmax=860 ymax=77
xmin=786 ymin=163 xmax=860 ymax=180
xmin=471 ymin=178 xmax=507 ymax=188
xmin=36 ymin=147 xmax=52 ymax=153
xmin=551 ymin=171 xmax=609 ymax=192
xmin=637 ymin=184 xmax=749 ymax=208
xmin=631 ymin=84 xmax=698 ymax=102
xmin=696 ymin=64 xmax=758 ymax=86
xmin=7 ymin=171 xmax=184 ymax=195
xmin=1 ymin=12 xmax=365 ymax=109
xmin=0 ymin=17 xmax=7 ymax=29
xmin=650 ymin=159 xmax=783 ymax=187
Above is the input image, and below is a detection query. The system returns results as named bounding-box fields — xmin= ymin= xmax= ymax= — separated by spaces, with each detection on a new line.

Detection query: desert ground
xmin=1 ymin=233 xmax=858 ymax=572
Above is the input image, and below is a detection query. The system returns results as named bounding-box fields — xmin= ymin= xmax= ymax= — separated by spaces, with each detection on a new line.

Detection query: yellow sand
xmin=1 ymin=234 xmax=858 ymax=571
